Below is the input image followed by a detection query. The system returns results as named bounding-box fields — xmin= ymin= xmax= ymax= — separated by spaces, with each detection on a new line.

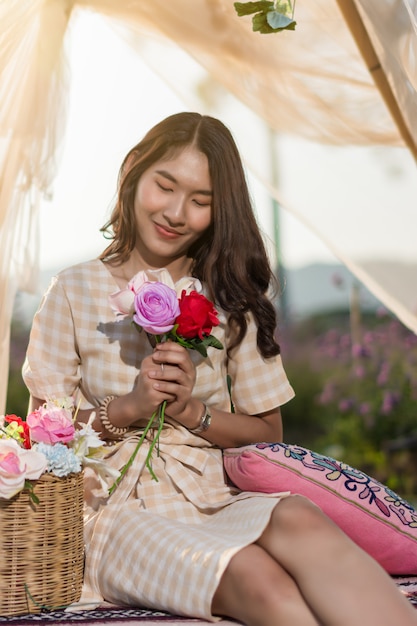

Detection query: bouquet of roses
xmin=0 ymin=398 xmax=120 ymax=501
xmin=109 ymin=268 xmax=223 ymax=491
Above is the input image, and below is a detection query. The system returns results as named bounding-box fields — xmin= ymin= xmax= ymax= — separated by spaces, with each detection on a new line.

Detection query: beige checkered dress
xmin=23 ymin=259 xmax=295 ymax=621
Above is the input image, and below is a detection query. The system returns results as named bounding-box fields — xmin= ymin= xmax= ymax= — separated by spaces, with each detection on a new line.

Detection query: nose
xmin=163 ymin=194 xmax=186 ymax=226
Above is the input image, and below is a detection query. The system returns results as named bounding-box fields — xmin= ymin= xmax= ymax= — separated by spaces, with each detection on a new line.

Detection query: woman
xmin=23 ymin=112 xmax=417 ymax=625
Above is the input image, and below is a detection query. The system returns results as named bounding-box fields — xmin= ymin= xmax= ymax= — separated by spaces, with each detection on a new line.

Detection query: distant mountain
xmin=13 ymin=261 xmax=384 ymax=329
xmin=278 ymin=262 xmax=381 ymax=319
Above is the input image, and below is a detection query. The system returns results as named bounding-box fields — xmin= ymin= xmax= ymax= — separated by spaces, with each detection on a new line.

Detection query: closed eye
xmin=193 ymin=199 xmax=211 ymax=207
xmin=156 ymin=181 xmax=173 ymax=192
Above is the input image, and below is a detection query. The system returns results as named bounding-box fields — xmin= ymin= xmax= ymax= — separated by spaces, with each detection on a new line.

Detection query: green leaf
xmin=235 ymin=0 xmax=296 ymax=34
xmin=24 ymin=480 xmax=39 ymax=504
xmin=190 ymin=341 xmax=208 ymax=358
xmin=284 ymin=19 xmax=297 ymax=31
xmin=252 ymin=11 xmax=276 ymax=33
xmin=227 ymin=374 xmax=236 ymax=413
xmin=234 ymin=1 xmax=273 ymax=17
xmin=204 ymin=335 xmax=224 ymax=350
xmin=171 ymin=334 xmax=193 ymax=350
xmin=164 ymin=329 xmax=223 ymax=357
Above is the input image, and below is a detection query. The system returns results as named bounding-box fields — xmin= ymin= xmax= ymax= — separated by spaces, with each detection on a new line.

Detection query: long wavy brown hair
xmin=100 ymin=112 xmax=280 ymax=358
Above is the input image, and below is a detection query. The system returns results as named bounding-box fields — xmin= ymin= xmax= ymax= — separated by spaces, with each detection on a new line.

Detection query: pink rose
xmin=0 ymin=439 xmax=47 ymax=499
xmin=109 ymin=288 xmax=135 ymax=317
xmin=128 ymin=270 xmax=149 ymax=293
xmin=27 ymin=405 xmax=75 ymax=444
xmin=109 ymin=271 xmax=147 ymax=316
xmin=109 ymin=269 xmax=202 ymax=318
xmin=133 ymin=282 xmax=180 ymax=335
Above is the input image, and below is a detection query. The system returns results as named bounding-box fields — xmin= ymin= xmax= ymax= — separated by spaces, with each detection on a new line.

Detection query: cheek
xmin=134 ymin=183 xmax=161 ymax=216
xmin=191 ymin=208 xmax=212 ymax=234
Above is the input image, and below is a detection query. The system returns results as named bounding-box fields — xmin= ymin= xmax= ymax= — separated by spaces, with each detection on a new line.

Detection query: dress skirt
xmin=81 ymin=425 xmax=289 ymax=621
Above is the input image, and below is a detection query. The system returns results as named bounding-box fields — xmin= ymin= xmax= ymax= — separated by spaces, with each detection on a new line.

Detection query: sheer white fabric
xmin=1 ymin=0 xmax=416 ymax=412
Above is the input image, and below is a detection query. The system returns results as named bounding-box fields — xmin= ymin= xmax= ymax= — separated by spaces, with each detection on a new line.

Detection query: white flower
xmin=71 ymin=412 xmax=105 ymax=460
xmin=0 ymin=439 xmax=47 ymax=499
xmin=82 ymin=456 xmax=121 ymax=492
xmin=44 ymin=396 xmax=75 ymax=412
xmin=70 ymin=412 xmax=121 ymax=489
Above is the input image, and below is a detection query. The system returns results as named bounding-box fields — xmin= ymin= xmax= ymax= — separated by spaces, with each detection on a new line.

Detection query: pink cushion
xmin=223 ymin=442 xmax=417 ymax=574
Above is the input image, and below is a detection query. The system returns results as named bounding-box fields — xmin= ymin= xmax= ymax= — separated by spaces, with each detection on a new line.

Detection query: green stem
xmin=108 ymin=407 xmax=159 ymax=496
xmin=144 ymin=401 xmax=166 ymax=481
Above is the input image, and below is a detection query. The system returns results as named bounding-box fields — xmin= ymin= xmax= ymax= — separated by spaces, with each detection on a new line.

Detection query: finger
xmin=155 ymin=341 xmax=186 ymax=352
xmin=151 ymin=352 xmax=194 ymax=379
xmin=149 ymin=367 xmax=191 ymax=390
xmin=154 ymin=343 xmax=189 ymax=362
xmin=151 ymin=380 xmax=177 ymax=402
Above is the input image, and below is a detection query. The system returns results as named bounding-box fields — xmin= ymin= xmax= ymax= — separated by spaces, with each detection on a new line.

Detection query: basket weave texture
xmin=0 ymin=471 xmax=84 ymax=616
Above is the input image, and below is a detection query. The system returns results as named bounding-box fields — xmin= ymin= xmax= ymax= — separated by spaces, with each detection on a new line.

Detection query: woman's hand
xmin=149 ymin=342 xmax=197 ymax=425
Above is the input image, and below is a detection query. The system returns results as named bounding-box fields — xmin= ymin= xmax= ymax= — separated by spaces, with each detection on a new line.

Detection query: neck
xmin=125 ymin=249 xmax=193 ymax=283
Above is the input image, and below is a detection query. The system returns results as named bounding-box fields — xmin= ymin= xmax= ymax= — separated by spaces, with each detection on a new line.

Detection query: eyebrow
xmin=156 ymin=169 xmax=212 ymax=196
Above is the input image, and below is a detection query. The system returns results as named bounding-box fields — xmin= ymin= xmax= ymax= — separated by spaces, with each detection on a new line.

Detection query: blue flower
xmin=34 ymin=442 xmax=81 ymax=477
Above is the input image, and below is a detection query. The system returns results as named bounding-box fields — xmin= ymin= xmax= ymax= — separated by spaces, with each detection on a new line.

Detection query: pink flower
xmin=133 ymin=282 xmax=180 ymax=335
xmin=0 ymin=439 xmax=47 ymax=499
xmin=109 ymin=268 xmax=202 ymax=318
xmin=109 ymin=288 xmax=136 ymax=317
xmin=27 ymin=404 xmax=75 ymax=445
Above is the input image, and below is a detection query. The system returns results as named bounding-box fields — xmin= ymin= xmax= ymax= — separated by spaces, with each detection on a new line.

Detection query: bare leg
xmin=257 ymin=495 xmax=417 ymax=626
xmin=212 ymin=543 xmax=320 ymax=625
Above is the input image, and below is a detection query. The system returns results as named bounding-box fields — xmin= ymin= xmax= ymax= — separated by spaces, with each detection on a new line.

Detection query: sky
xmin=38 ymin=10 xmax=417 ymax=276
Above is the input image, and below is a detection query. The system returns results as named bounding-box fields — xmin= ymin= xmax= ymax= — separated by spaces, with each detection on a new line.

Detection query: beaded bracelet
xmin=99 ymin=395 xmax=129 ymax=437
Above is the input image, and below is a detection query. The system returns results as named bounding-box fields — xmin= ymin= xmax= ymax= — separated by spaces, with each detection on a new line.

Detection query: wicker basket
xmin=0 ymin=471 xmax=84 ymax=616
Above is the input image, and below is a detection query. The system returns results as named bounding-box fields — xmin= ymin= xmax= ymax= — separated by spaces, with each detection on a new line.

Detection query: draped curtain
xmin=1 ymin=0 xmax=416 ymax=413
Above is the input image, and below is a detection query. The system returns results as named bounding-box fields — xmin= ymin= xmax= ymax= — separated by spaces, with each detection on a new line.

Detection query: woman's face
xmin=133 ymin=146 xmax=212 ymax=269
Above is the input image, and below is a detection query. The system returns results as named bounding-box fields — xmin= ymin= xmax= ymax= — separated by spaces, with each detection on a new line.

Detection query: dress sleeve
xmin=22 ymin=275 xmax=81 ymax=400
xmin=227 ymin=314 xmax=295 ymax=415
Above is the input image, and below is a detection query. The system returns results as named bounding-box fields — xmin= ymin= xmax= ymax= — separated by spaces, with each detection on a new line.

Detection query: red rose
xmin=4 ymin=414 xmax=31 ymax=449
xmin=175 ymin=291 xmax=220 ymax=339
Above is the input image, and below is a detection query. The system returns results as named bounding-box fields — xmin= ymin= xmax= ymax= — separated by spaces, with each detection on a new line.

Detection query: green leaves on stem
xmin=234 ymin=1 xmax=297 ymax=34
xmin=24 ymin=480 xmax=40 ymax=504
xmin=168 ymin=325 xmax=223 ymax=358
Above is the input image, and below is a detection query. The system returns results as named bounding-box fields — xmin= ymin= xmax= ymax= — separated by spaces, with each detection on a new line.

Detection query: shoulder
xmin=47 ymin=258 xmax=108 ymax=292
xmin=39 ymin=259 xmax=108 ymax=309
xmin=56 ymin=258 xmax=104 ymax=281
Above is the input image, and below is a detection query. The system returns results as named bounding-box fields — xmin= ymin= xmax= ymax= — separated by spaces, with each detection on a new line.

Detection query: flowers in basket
xmin=109 ymin=268 xmax=223 ymax=492
xmin=0 ymin=398 xmax=120 ymax=501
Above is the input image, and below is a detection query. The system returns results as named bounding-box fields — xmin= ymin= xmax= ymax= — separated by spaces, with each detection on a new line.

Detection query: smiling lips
xmin=154 ymin=222 xmax=183 ymax=239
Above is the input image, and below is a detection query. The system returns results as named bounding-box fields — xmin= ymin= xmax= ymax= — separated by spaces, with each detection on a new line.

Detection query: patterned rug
xmin=0 ymin=606 xmax=205 ymax=625
xmin=398 ymin=576 xmax=417 ymax=607
xmin=0 ymin=578 xmax=416 ymax=624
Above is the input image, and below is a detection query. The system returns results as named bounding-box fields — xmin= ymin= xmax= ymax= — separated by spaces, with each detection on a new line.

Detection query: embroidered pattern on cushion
xmin=254 ymin=442 xmax=417 ymax=531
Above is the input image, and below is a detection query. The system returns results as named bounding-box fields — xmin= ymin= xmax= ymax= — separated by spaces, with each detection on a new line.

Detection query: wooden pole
xmin=335 ymin=0 xmax=417 ymax=162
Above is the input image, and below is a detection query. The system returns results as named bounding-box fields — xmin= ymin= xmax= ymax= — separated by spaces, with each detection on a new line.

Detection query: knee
xmin=271 ymin=494 xmax=335 ymax=536
xmin=267 ymin=494 xmax=358 ymax=564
